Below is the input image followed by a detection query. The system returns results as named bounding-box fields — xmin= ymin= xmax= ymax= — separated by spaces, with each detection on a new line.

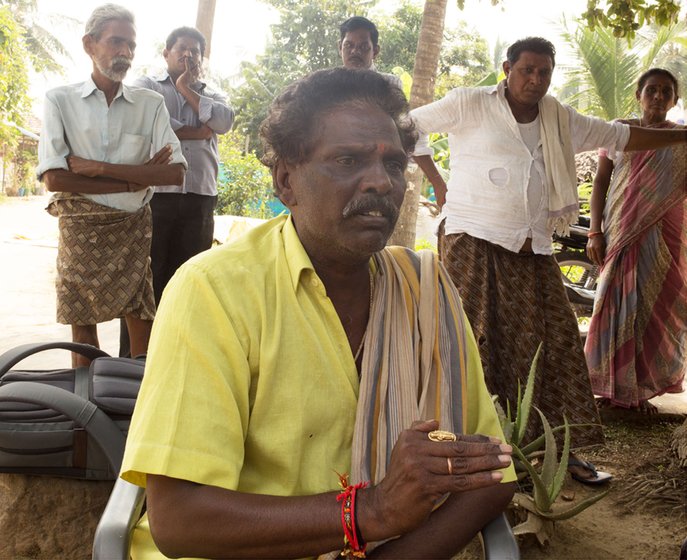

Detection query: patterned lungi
xmin=47 ymin=193 xmax=156 ymax=326
xmin=438 ymin=226 xmax=604 ymax=449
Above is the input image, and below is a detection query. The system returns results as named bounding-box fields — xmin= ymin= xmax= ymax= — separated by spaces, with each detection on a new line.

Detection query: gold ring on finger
xmin=447 ymin=457 xmax=453 ymax=475
xmin=428 ymin=430 xmax=456 ymax=442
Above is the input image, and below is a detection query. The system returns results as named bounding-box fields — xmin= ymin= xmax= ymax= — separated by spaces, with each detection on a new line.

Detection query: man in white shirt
xmin=36 ymin=4 xmax=186 ymax=367
xmin=412 ymin=36 xmax=687 ymax=483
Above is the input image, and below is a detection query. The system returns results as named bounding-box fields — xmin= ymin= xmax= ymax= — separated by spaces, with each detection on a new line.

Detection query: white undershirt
xmin=517 ymin=116 xmax=546 ymax=238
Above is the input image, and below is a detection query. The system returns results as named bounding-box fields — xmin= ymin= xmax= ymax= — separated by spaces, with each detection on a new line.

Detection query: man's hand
xmin=586 ymin=235 xmax=606 ymax=266
xmin=176 ymin=57 xmax=201 ymax=91
xmin=359 ymin=420 xmax=512 ymax=540
xmin=195 ymin=124 xmax=213 ymax=139
xmin=114 ymin=145 xmax=174 ymax=192
xmin=146 ymin=144 xmax=173 ymax=165
xmin=67 ymin=156 xmax=104 ymax=178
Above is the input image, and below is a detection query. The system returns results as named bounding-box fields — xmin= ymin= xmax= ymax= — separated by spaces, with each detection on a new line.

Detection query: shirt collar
xmin=484 ymin=80 xmax=506 ymax=97
xmin=80 ymin=77 xmax=132 ymax=103
xmin=280 ymin=214 xmax=375 ymax=292
xmin=281 ymin=215 xmax=316 ymax=291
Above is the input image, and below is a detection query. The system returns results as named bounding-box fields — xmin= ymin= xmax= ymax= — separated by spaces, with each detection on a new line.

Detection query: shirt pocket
xmin=118 ymin=132 xmax=149 ymax=163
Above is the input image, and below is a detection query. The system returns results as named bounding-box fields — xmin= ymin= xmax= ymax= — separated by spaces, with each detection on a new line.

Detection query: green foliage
xmin=455 ymin=0 xmax=683 ymax=40
xmin=375 ymin=1 xmax=422 ymax=74
xmin=230 ymin=0 xmax=371 ymax=153
xmin=434 ymin=22 xmax=490 ymax=97
xmin=0 ymin=0 xmax=71 ymax=74
xmin=578 ymin=182 xmax=593 ymax=215
xmin=582 ymin=0 xmax=682 ymax=39
xmin=216 ymin=131 xmax=276 ymax=218
xmin=414 ymin=237 xmax=437 ymax=252
xmin=495 ymin=343 xmax=610 ymax=545
xmin=10 ymin=145 xmax=37 ymax=194
xmin=377 ymin=2 xmax=491 ymax=97
xmin=0 ymin=6 xmax=29 ymax=149
xmin=559 ymin=17 xmax=687 ymax=120
xmin=229 ymin=0 xmax=490 ymax=154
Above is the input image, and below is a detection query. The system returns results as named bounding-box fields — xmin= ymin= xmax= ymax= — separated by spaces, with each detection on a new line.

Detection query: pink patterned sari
xmin=586 ymin=121 xmax=687 ymax=407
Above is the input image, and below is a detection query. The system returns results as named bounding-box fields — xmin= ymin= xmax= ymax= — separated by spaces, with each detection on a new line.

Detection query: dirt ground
xmin=513 ymin=413 xmax=686 ymax=560
xmin=1 ymin=195 xmax=686 ymax=559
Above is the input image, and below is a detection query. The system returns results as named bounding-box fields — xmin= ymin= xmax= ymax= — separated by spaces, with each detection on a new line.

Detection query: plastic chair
xmin=93 ymin=480 xmax=520 ymax=560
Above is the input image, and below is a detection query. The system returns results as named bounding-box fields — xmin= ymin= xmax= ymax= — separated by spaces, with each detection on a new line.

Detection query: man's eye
xmin=336 ymin=156 xmax=355 ymax=166
xmin=385 ymin=161 xmax=405 ymax=174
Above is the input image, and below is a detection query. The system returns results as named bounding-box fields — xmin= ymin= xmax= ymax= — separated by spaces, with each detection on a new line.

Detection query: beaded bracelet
xmin=587 ymin=231 xmax=603 ymax=238
xmin=336 ymin=472 xmax=370 ymax=558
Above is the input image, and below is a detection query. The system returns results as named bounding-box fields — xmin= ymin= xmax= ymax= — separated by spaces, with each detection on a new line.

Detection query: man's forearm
xmin=146 ymin=475 xmax=346 ymax=559
xmin=590 ymin=156 xmax=614 ymax=232
xmin=175 ymin=125 xmax=212 ymax=140
xmin=177 ymin=83 xmax=201 ymax=115
xmin=625 ymin=126 xmax=687 ymax=151
xmin=147 ymin=476 xmax=513 ymax=560
xmin=414 ymin=154 xmax=447 ymax=206
xmin=369 ymin=482 xmax=515 ymax=558
xmin=99 ymin=162 xmax=185 ymax=186
xmin=42 ymin=169 xmax=129 ymax=194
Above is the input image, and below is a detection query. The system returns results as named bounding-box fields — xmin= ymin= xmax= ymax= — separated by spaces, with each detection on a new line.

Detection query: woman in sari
xmin=586 ymin=68 xmax=687 ymax=412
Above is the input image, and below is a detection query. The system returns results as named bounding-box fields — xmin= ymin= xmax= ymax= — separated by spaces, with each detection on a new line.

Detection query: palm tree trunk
xmin=389 ymin=0 xmax=447 ymax=248
xmin=196 ymin=0 xmax=217 ymax=60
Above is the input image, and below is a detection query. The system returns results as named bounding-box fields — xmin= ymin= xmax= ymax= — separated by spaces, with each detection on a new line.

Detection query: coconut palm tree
xmin=559 ymin=17 xmax=687 ymax=120
xmin=388 ymin=0 xmax=447 ymax=248
xmin=0 ymin=0 xmax=71 ymax=74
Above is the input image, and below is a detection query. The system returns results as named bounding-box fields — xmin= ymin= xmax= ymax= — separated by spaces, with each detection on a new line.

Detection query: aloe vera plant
xmin=496 ymin=343 xmax=610 ymax=545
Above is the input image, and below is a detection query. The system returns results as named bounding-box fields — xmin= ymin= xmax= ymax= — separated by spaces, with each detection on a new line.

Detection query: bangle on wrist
xmin=336 ymin=472 xmax=370 ymax=558
xmin=587 ymin=231 xmax=603 ymax=238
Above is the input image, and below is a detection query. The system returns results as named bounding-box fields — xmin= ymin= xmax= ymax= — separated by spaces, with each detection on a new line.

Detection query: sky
xmin=28 ymin=0 xmax=592 ymax=117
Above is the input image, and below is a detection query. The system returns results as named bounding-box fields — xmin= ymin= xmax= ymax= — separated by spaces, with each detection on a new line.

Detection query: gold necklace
xmin=353 ymin=270 xmax=374 ymax=363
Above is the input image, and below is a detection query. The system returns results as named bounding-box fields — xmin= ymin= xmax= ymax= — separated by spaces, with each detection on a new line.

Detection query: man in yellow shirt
xmin=121 ymin=67 xmax=516 ymax=559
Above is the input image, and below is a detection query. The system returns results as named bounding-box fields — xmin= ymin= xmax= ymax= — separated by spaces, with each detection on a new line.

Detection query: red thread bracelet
xmin=336 ymin=472 xmax=370 ymax=558
xmin=587 ymin=231 xmax=603 ymax=238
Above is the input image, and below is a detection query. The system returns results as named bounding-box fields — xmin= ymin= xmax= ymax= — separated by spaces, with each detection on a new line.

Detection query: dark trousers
xmin=119 ymin=192 xmax=216 ymax=356
xmin=150 ymin=192 xmax=217 ymax=304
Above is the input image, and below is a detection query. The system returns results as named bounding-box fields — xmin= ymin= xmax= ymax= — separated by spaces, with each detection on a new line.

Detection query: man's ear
xmin=82 ymin=34 xmax=94 ymax=56
xmin=273 ymin=160 xmax=297 ymax=208
xmin=502 ymin=60 xmax=511 ymax=77
xmin=373 ymin=44 xmax=380 ymax=60
xmin=163 ymin=48 xmax=170 ymax=61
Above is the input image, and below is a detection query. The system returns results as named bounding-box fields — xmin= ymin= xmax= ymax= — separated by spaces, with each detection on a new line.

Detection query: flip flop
xmin=568 ymin=458 xmax=613 ymax=485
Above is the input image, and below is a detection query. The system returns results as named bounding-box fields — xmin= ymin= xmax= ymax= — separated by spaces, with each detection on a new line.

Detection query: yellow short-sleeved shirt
xmin=121 ymin=215 xmax=515 ymax=558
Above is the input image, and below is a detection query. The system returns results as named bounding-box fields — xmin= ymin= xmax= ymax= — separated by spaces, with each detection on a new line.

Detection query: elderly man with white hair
xmin=37 ymin=3 xmax=186 ymax=366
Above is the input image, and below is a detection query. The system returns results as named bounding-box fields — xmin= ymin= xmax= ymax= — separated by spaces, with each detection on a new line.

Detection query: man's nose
xmin=360 ymin=162 xmax=393 ymax=194
xmin=119 ymin=44 xmax=133 ymax=59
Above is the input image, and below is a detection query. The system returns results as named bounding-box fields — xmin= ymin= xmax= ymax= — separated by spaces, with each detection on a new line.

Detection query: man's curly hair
xmin=260 ymin=68 xmax=417 ymax=169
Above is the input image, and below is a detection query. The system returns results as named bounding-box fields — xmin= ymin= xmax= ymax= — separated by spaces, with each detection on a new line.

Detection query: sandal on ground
xmin=568 ymin=458 xmax=613 ymax=485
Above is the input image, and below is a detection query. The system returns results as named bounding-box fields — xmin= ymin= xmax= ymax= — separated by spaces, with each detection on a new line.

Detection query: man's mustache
xmin=111 ymin=56 xmax=132 ymax=69
xmin=342 ymin=195 xmax=399 ymax=223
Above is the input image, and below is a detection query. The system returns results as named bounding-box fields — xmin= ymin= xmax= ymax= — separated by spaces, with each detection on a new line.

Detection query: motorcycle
xmin=553 ymin=215 xmax=599 ymax=318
